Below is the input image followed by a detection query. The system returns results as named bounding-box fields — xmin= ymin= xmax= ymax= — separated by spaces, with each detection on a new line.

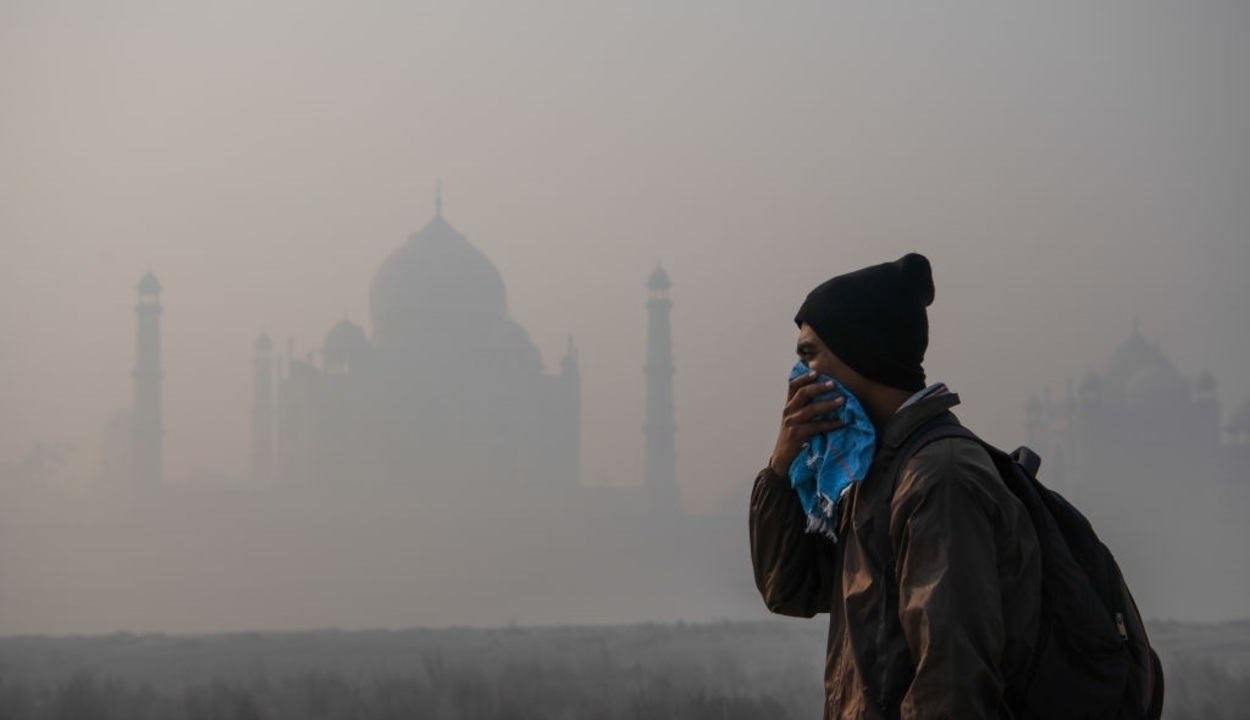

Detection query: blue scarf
xmin=787 ymin=361 xmax=877 ymax=541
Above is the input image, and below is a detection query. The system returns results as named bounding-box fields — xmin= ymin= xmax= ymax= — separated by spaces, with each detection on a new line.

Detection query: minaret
xmin=132 ymin=271 xmax=163 ymax=487
xmin=644 ymin=264 xmax=678 ymax=509
xmin=560 ymin=335 xmax=582 ymax=487
xmin=251 ymin=333 xmax=275 ymax=483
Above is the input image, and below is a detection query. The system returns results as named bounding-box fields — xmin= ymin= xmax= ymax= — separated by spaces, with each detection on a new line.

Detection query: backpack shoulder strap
xmin=879 ymin=413 xmax=976 ymax=504
xmin=885 ymin=420 xmax=1044 ymax=500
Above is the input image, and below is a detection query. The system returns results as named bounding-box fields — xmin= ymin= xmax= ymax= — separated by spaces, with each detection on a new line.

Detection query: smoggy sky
xmin=2 ymin=1 xmax=1248 ymax=512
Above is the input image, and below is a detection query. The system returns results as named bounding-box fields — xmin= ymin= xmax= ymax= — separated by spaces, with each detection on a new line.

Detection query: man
xmin=749 ymin=253 xmax=1042 ymax=720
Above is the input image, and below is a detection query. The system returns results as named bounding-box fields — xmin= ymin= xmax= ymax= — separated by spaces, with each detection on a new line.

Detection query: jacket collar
xmin=873 ymin=388 xmax=961 ymax=471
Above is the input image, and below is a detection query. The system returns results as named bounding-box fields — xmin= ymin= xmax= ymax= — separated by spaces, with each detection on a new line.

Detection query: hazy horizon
xmin=2 ymin=1 xmax=1248 ymax=634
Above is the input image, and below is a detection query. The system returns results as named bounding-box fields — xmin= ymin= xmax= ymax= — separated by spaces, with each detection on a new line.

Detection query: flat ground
xmin=1 ymin=618 xmax=1245 ymax=691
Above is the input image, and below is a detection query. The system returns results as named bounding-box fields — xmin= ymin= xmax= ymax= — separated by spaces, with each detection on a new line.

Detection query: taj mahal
xmin=123 ymin=193 xmax=680 ymax=510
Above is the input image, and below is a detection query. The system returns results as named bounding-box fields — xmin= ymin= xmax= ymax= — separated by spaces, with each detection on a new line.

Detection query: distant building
xmin=1025 ymin=322 xmax=1243 ymax=502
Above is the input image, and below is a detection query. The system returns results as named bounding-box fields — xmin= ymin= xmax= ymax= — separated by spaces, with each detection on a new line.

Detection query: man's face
xmin=796 ymin=323 xmax=871 ymax=400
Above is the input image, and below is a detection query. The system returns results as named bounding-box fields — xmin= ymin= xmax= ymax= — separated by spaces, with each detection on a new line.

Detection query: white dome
xmin=369 ymin=213 xmax=506 ymax=349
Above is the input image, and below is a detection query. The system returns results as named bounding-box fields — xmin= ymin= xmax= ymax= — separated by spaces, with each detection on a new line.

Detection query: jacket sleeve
xmin=891 ymin=441 xmax=1008 ymax=720
xmin=748 ymin=467 xmax=834 ymax=618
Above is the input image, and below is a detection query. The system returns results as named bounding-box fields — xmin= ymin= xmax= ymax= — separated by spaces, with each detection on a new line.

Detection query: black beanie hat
xmin=794 ymin=253 xmax=935 ymax=392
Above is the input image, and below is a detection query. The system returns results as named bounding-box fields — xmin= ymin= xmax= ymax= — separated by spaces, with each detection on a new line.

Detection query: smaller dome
xmin=137 ymin=271 xmax=161 ymax=295
xmin=254 ymin=333 xmax=273 ymax=353
xmin=647 ymin=265 xmax=671 ymax=291
xmin=485 ymin=317 xmax=543 ymax=376
xmin=1103 ymin=324 xmax=1187 ymax=402
xmin=324 ymin=319 xmax=370 ymax=371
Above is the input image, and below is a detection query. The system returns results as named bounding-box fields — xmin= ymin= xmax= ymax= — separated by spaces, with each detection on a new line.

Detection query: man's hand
xmin=768 ymin=371 xmax=845 ymax=477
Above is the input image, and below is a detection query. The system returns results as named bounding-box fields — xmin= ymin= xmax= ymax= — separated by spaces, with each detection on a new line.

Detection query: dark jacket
xmin=750 ymin=392 xmax=1041 ymax=720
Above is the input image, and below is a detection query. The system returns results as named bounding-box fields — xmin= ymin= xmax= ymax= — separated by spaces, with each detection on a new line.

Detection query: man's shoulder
xmin=895 ymin=433 xmax=1002 ymax=501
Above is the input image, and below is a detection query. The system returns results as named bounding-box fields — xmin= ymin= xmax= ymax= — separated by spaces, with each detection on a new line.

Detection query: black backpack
xmin=892 ymin=417 xmax=1165 ymax=720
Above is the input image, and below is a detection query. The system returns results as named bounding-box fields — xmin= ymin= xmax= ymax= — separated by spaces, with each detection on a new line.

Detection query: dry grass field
xmin=0 ymin=619 xmax=1246 ymax=718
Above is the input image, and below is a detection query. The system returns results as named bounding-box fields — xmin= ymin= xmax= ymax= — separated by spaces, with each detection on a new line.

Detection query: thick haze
xmin=2 ymin=2 xmax=1249 ymax=633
